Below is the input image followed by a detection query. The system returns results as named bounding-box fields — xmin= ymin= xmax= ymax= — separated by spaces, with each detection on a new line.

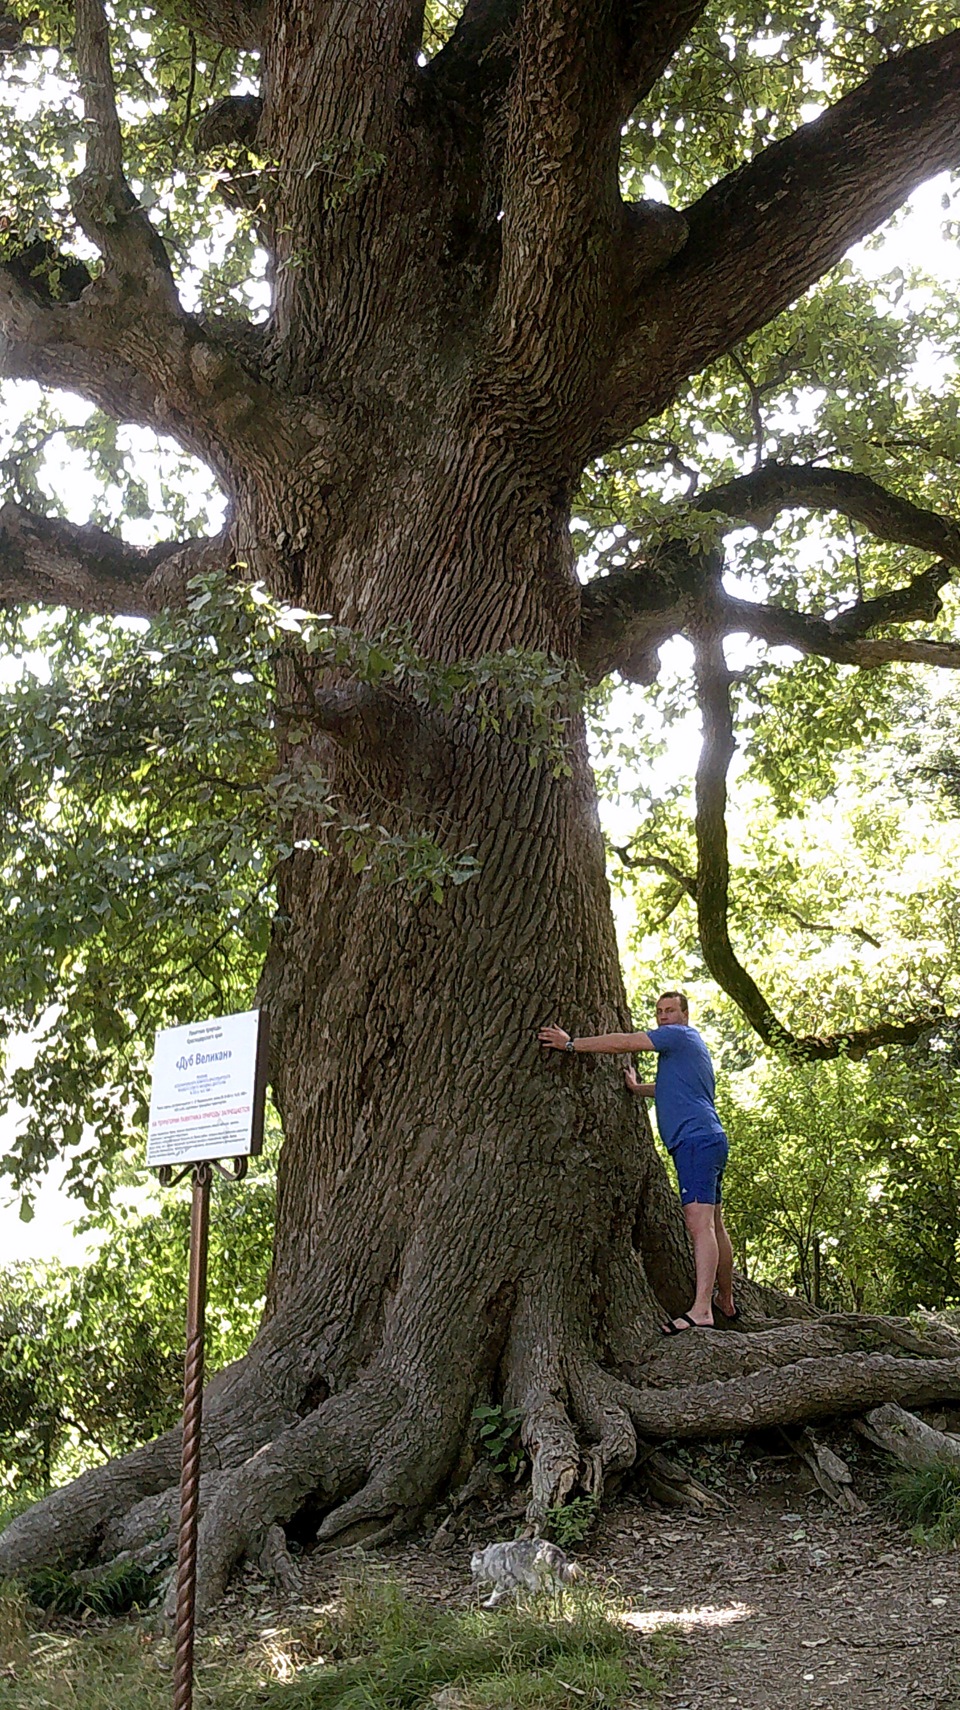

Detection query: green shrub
xmin=545 ymin=1496 xmax=598 ymax=1547
xmin=472 ymin=1404 xmax=525 ymax=1478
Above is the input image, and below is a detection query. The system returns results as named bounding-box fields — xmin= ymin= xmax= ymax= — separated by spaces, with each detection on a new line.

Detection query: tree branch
xmin=692 ymin=622 xmax=946 ymax=1060
xmin=170 ymin=1 xmax=264 ymax=50
xmin=425 ymin=0 xmax=520 ymax=104
xmin=600 ymin=29 xmax=960 ymax=445
xmin=577 ymin=542 xmax=713 ymax=684
xmin=611 ymin=846 xmax=697 ymax=898
xmin=261 ymin=1 xmax=430 ymax=379
xmin=493 ymin=3 xmax=631 ymax=377
xmin=72 ymin=0 xmax=177 ymax=284
xmin=696 ymin=461 xmax=960 ymax=570
xmin=0 ymin=10 xmax=34 ymax=52
xmin=612 ymin=844 xmax=882 ymax=947
xmin=721 ymin=589 xmax=960 ymax=671
xmin=0 ymin=11 xmax=301 ymax=481
xmin=0 ymin=504 xmax=225 ymax=616
xmin=620 ymin=0 xmax=709 ymax=112
xmin=0 ymin=249 xmax=308 ymax=484
xmin=579 ymin=464 xmax=960 ymax=682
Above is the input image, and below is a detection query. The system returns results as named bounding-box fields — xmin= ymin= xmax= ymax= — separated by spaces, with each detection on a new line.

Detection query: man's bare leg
xmin=714 ymin=1206 xmax=736 ymax=1318
xmin=668 ymin=1201 xmax=718 ymax=1327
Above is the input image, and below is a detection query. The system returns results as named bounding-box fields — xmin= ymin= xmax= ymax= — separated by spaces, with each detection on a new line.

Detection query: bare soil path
xmin=289 ymin=1428 xmax=960 ymax=1710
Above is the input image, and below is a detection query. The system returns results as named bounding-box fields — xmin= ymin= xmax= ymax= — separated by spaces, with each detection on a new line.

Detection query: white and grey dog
xmin=470 ymin=1538 xmax=579 ymax=1608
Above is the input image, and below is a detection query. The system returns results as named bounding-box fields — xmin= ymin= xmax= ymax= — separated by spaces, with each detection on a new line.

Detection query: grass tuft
xmin=0 ymin=1589 xmax=171 ymax=1710
xmin=224 ymin=1568 xmax=654 ymax=1709
xmin=22 ymin=1559 xmax=161 ymax=1617
xmin=888 ymin=1461 xmax=960 ymax=1548
xmin=0 ymin=1566 xmax=664 ymax=1710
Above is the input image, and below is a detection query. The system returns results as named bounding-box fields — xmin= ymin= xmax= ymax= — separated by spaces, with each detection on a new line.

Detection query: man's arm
xmin=538 ymin=1024 xmax=656 ymax=1052
xmin=624 ymin=1066 xmax=655 ymax=1096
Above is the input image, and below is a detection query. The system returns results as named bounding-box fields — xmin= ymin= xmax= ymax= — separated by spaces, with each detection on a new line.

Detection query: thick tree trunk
xmin=237 ymin=444 xmax=700 ymax=1542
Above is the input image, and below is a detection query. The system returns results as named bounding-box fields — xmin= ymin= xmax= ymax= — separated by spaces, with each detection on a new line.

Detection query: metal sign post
xmin=149 ymin=1010 xmax=269 ymax=1710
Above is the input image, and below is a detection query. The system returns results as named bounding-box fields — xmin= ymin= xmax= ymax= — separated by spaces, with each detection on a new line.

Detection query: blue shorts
xmin=669 ymin=1131 xmax=728 ymax=1206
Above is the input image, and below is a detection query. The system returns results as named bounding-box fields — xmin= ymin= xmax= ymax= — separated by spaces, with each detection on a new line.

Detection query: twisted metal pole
xmin=172 ymin=1160 xmax=212 ymax=1710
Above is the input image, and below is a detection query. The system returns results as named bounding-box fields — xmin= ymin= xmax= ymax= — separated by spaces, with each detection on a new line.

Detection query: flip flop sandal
xmin=662 ymin=1312 xmax=712 ymax=1334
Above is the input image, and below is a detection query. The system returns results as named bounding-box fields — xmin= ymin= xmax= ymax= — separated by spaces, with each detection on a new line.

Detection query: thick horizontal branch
xmin=696 ymin=462 xmax=960 ymax=570
xmin=577 ymin=543 xmax=715 ymax=683
xmin=0 ymin=504 xmax=224 ymax=616
xmin=285 ymin=676 xmax=381 ymax=742
xmin=600 ymin=29 xmax=960 ymax=445
xmin=692 ymin=623 xmax=947 ymax=1060
xmin=721 ymin=588 xmax=960 ymax=670
xmin=579 ymin=464 xmax=960 ymax=682
xmin=0 ymin=259 xmax=307 ymax=483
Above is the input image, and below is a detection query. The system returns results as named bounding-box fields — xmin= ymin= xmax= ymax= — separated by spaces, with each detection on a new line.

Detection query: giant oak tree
xmin=2 ymin=0 xmax=960 ymax=1608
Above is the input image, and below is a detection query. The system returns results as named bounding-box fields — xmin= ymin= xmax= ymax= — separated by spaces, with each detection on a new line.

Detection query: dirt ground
xmin=289 ymin=1426 xmax=960 ymax=1710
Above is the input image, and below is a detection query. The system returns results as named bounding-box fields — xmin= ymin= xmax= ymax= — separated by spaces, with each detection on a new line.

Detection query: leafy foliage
xmin=472 ymin=1404 xmax=525 ymax=1479
xmin=0 ymin=1156 xmax=275 ymax=1491
xmin=545 ymin=1497 xmax=599 ymax=1548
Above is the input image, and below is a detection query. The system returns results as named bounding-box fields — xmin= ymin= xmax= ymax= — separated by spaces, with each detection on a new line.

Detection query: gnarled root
xmin=501 ymin=1305 xmax=960 ymax=1532
xmin=853 ymin=1400 xmax=960 ymax=1471
xmin=0 ymin=1431 xmax=184 ymax=1580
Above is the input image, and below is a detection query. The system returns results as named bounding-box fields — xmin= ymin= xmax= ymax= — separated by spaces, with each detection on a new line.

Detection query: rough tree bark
xmin=2 ymin=0 xmax=960 ymax=1611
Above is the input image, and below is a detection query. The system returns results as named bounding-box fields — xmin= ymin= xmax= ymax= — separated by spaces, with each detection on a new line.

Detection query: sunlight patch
xmin=621 ymin=1600 xmax=754 ymax=1632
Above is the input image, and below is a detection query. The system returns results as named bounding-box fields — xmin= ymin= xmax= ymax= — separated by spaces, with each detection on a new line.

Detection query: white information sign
xmin=146 ymin=1009 xmax=267 ymax=1167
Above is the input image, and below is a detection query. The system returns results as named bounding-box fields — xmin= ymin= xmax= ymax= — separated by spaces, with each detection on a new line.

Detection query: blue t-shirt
xmin=646 ymin=1025 xmax=726 ymax=1152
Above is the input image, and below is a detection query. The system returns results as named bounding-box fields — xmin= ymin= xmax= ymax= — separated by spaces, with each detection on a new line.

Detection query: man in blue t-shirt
xmin=538 ymin=991 xmax=737 ymax=1334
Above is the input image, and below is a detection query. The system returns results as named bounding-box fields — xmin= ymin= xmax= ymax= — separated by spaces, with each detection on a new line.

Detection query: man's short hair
xmin=658 ymin=989 xmax=689 ymax=1015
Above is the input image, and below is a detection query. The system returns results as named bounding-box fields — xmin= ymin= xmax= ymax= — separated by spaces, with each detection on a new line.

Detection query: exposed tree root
xmin=0 ymin=1341 xmax=298 ymax=1579
xmin=853 ymin=1401 xmax=960 ymax=1471
xmin=502 ymin=1293 xmax=581 ymax=1524
xmin=567 ymin=1356 xmax=638 ymax=1502
xmin=4 ymin=1276 xmax=960 ymax=1617
xmin=625 ymin=1352 xmax=960 ymax=1437
xmin=257 ymin=1523 xmax=303 ymax=1594
xmin=181 ymin=1385 xmax=387 ymax=1617
xmin=0 ymin=1432 xmax=183 ymax=1578
xmin=635 ymin=1448 xmax=727 ymax=1512
xmin=778 ymin=1425 xmax=864 ymax=1511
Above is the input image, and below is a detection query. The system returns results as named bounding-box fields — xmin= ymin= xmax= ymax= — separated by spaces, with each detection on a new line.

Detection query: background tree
xmin=1 ymin=0 xmax=960 ymax=1610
